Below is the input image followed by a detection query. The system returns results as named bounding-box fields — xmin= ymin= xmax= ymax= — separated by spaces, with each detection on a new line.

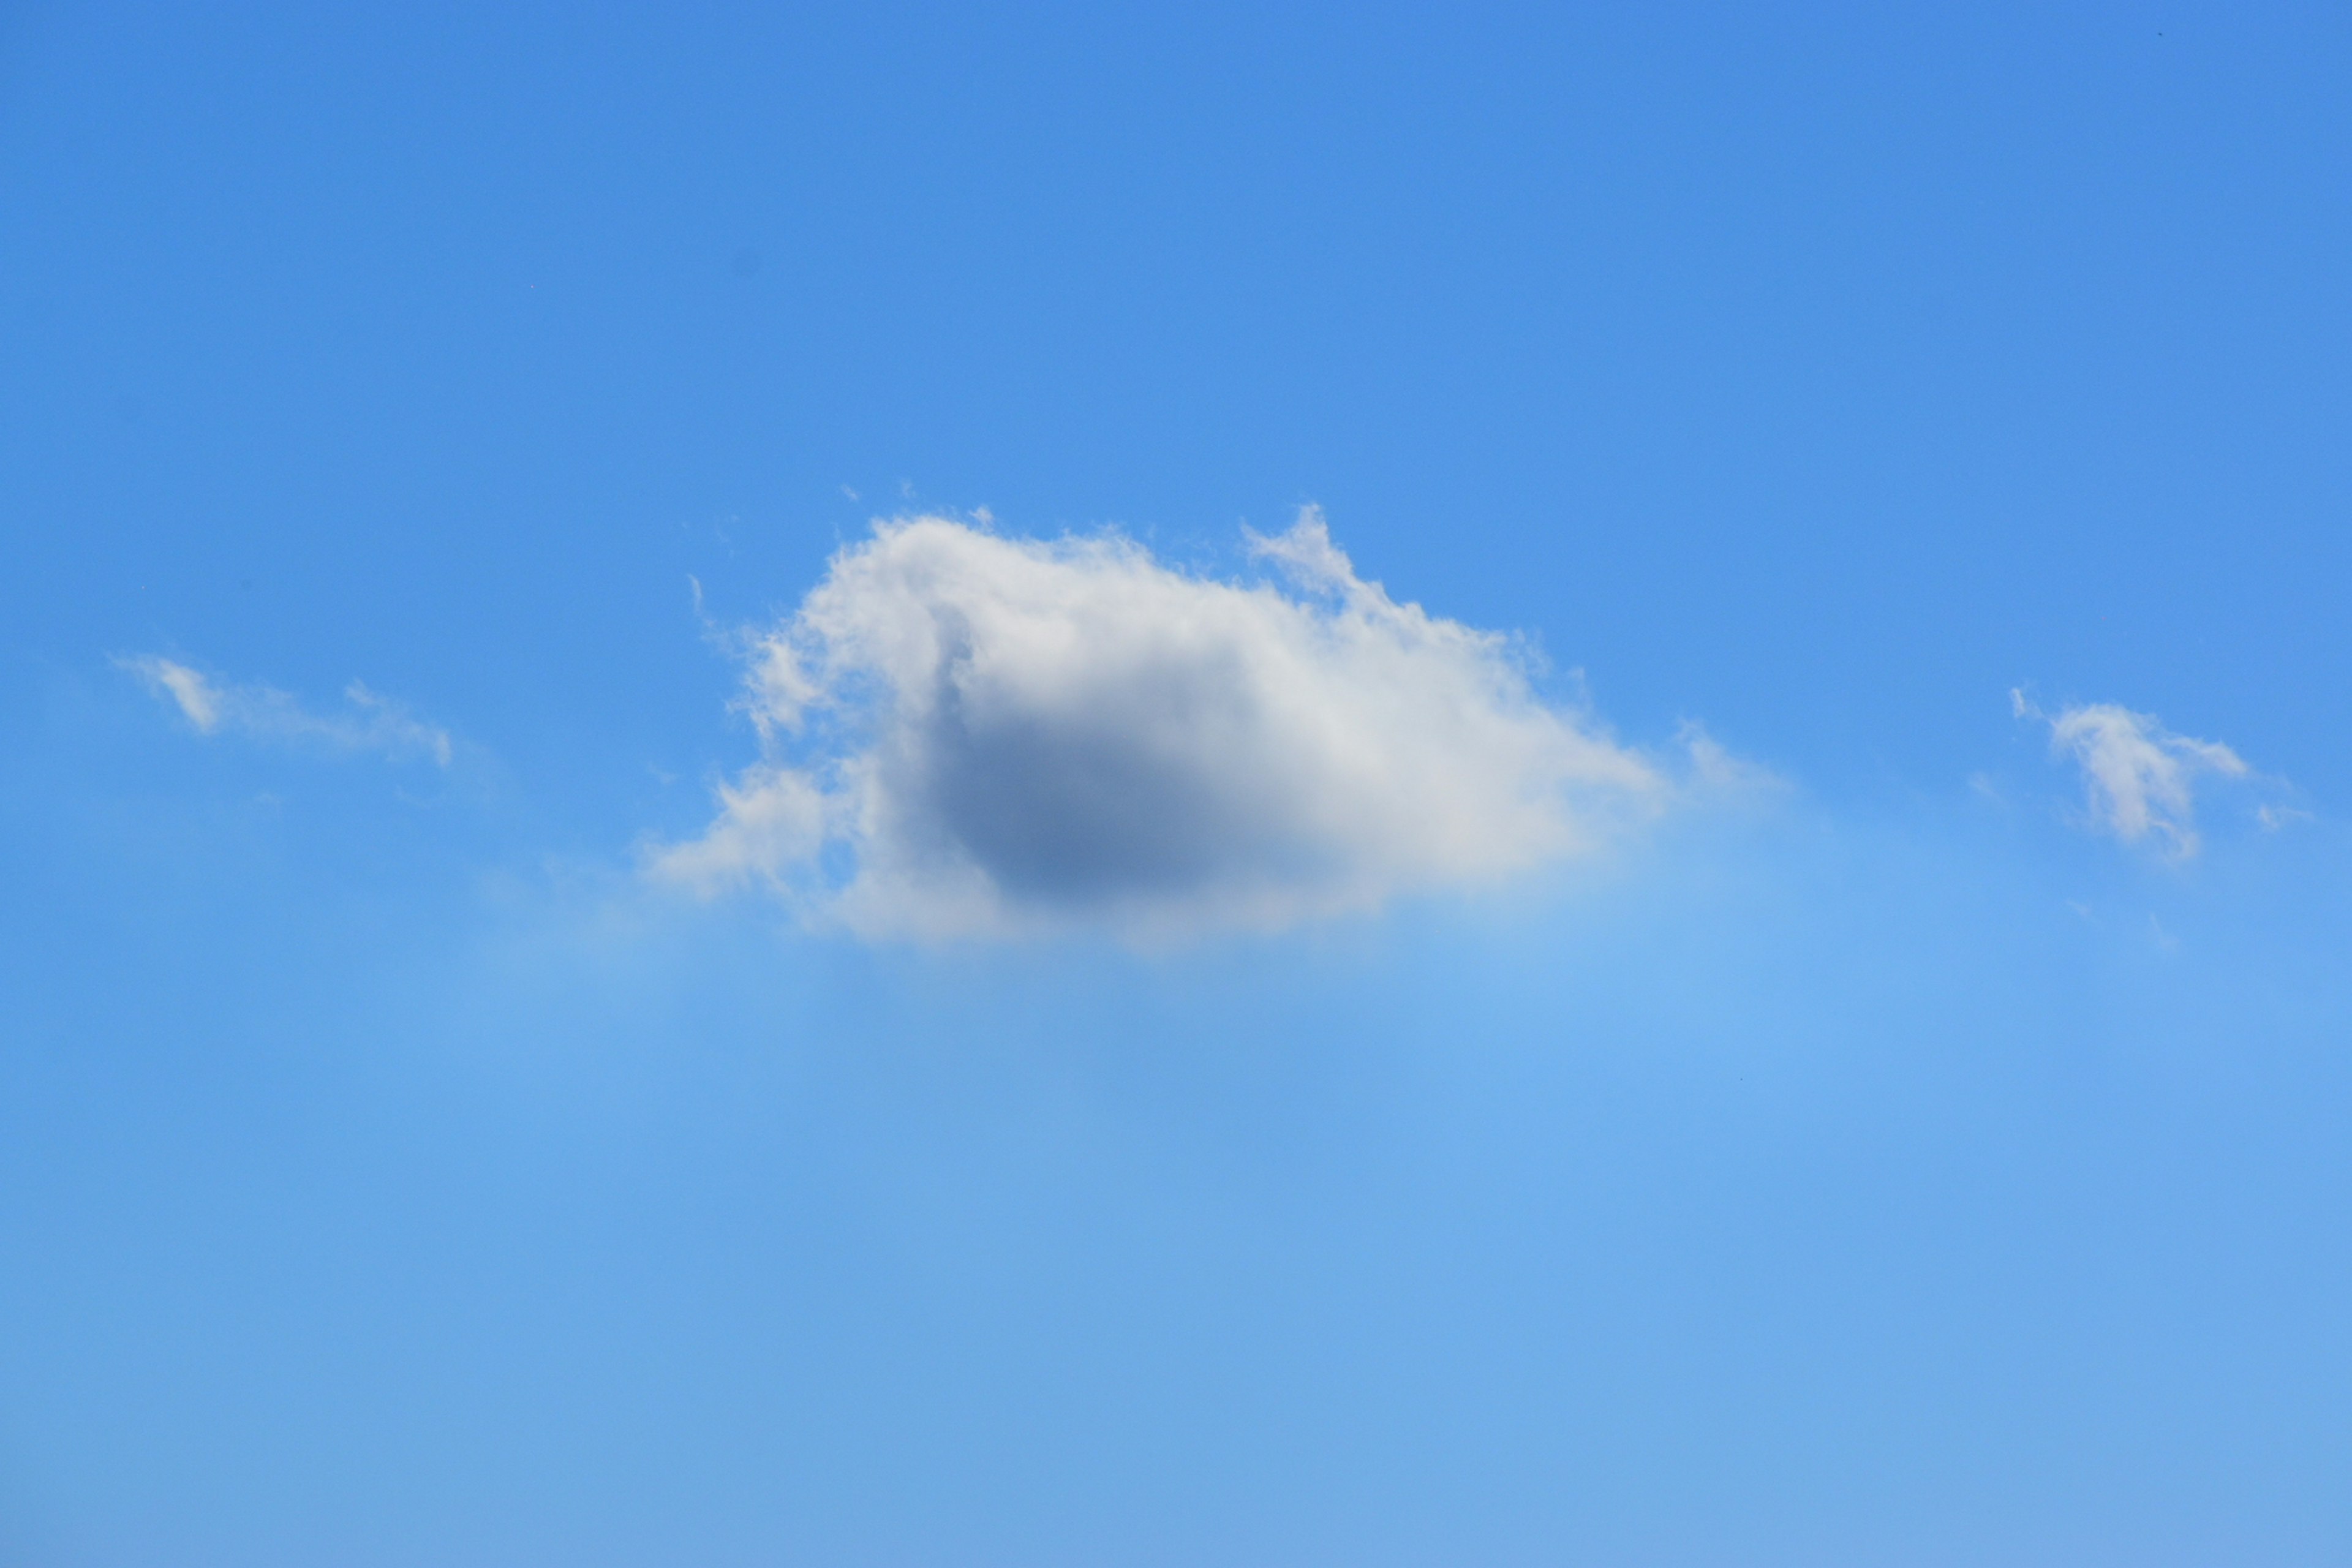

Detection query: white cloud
xmin=119 ymin=655 xmax=453 ymax=767
xmin=2014 ymin=690 xmax=2247 ymax=857
xmin=654 ymin=510 xmax=1689 ymax=940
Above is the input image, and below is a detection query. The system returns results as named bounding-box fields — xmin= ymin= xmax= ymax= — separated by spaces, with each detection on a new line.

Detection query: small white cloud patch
xmin=2015 ymin=690 xmax=2248 ymax=857
xmin=656 ymin=510 xmax=1683 ymax=940
xmin=141 ymin=658 xmax=224 ymax=731
xmin=120 ymin=656 xmax=453 ymax=767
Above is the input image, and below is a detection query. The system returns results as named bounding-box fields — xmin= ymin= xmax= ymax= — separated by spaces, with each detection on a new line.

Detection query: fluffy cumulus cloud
xmin=656 ymin=510 xmax=1684 ymax=940
xmin=2015 ymin=690 xmax=2248 ymax=857
xmin=121 ymin=656 xmax=453 ymax=766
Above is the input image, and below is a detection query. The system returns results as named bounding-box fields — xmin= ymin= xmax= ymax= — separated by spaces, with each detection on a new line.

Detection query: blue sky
xmin=4 ymin=3 xmax=2350 ymax=1562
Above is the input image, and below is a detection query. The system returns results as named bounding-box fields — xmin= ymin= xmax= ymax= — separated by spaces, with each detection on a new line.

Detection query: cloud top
xmin=2015 ymin=690 xmax=2248 ymax=857
xmin=121 ymin=656 xmax=453 ymax=767
xmin=657 ymin=510 xmax=1674 ymax=940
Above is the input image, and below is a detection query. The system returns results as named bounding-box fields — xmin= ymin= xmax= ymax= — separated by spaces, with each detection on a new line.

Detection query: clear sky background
xmin=4 ymin=3 xmax=2350 ymax=1563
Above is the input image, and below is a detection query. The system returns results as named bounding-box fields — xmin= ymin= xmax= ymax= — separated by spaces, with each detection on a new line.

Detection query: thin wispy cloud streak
xmin=2015 ymin=689 xmax=2250 ymax=857
xmin=120 ymin=655 xmax=454 ymax=767
xmin=657 ymin=510 xmax=1695 ymax=940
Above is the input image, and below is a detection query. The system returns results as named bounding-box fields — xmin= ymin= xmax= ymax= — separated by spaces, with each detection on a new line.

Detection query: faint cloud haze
xmin=2014 ymin=690 xmax=2249 ymax=857
xmin=119 ymin=655 xmax=454 ymax=767
xmin=656 ymin=509 xmax=1702 ymax=940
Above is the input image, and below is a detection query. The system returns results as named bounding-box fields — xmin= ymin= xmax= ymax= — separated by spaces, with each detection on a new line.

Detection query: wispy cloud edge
xmin=2013 ymin=688 xmax=2250 ymax=858
xmin=118 ymin=655 xmax=454 ymax=767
